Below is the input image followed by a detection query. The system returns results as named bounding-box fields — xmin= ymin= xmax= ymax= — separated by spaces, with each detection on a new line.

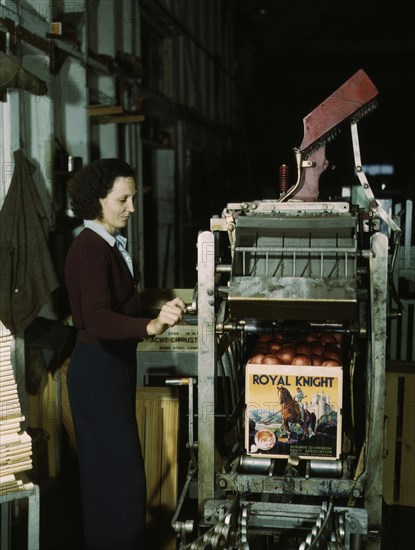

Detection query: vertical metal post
xmin=365 ymin=232 xmax=388 ymax=546
xmin=27 ymin=485 xmax=40 ymax=550
xmin=0 ymin=486 xmax=40 ymax=550
xmin=1 ymin=501 xmax=10 ymax=549
xmin=152 ymin=149 xmax=176 ymax=288
xmin=175 ymin=119 xmax=185 ymax=287
xmin=197 ymin=231 xmax=216 ymax=512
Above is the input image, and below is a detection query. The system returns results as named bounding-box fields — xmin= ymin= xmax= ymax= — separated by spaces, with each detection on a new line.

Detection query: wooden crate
xmin=383 ymin=370 xmax=415 ymax=506
xmin=136 ymin=387 xmax=179 ymax=550
xmin=26 ymin=369 xmax=61 ymax=478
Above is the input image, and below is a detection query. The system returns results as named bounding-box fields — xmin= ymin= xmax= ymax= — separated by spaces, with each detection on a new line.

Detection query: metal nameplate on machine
xmin=137 ymin=325 xmax=197 ymax=353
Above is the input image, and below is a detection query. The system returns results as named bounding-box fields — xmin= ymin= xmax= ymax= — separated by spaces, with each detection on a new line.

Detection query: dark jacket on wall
xmin=0 ymin=149 xmax=59 ymax=334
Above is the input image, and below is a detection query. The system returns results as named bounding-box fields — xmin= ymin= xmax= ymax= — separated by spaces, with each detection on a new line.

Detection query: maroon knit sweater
xmin=65 ymin=228 xmax=151 ymax=344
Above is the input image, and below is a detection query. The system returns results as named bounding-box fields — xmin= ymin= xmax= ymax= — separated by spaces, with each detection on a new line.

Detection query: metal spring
xmin=279 ymin=164 xmax=290 ymax=195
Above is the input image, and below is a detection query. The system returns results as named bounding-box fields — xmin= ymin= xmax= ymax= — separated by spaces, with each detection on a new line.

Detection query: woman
xmin=64 ymin=158 xmax=185 ymax=550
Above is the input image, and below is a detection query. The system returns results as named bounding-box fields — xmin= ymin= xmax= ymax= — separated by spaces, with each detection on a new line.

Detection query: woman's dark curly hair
xmin=68 ymin=158 xmax=135 ymax=219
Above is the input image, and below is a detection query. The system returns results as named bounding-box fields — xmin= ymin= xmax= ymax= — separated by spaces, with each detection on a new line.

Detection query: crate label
xmin=245 ymin=364 xmax=343 ymax=460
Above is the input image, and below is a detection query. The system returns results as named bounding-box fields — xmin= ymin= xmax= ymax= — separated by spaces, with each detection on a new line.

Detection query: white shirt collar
xmin=83 ymin=220 xmax=126 ymax=248
xmin=84 ymin=220 xmax=133 ymax=275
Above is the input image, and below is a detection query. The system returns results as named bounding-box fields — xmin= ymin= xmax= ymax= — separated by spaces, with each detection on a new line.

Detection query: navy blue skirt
xmin=67 ymin=342 xmax=146 ymax=550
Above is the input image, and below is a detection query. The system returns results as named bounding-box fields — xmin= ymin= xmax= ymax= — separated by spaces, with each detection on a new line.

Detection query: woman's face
xmin=98 ymin=176 xmax=136 ymax=234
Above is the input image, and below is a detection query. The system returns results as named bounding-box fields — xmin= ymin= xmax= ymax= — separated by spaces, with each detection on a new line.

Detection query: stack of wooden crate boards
xmin=0 ymin=321 xmax=34 ymax=495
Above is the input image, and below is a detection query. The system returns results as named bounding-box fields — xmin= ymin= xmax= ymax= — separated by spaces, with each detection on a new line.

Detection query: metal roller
xmin=309 ymin=460 xmax=343 ymax=478
xmin=239 ymin=455 xmax=273 ymax=475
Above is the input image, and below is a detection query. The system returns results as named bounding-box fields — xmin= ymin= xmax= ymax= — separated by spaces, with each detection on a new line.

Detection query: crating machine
xmin=170 ymin=70 xmax=401 ymax=549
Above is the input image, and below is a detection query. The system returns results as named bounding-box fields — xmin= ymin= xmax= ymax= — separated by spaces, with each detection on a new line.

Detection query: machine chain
xmin=185 ymin=512 xmax=237 ymax=549
xmin=237 ymin=506 xmax=250 ymax=550
xmin=298 ymin=501 xmax=346 ymax=550
xmin=181 ymin=499 xmax=252 ymax=550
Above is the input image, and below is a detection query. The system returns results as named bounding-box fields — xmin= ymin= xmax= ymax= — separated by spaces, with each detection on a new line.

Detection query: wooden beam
xmin=87 ymin=104 xmax=124 ymax=116
xmin=90 ymin=114 xmax=145 ymax=125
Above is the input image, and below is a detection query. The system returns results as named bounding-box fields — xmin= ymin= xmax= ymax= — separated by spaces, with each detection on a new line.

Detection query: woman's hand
xmin=146 ymin=297 xmax=187 ymax=336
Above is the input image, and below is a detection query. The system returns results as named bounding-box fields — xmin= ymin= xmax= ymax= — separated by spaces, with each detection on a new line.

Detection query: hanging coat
xmin=0 ymin=150 xmax=59 ymax=334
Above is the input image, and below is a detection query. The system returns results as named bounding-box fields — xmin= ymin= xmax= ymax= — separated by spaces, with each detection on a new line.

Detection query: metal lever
xmin=351 ymin=121 xmax=402 ymax=271
xmin=165 ymin=377 xmax=198 ymax=451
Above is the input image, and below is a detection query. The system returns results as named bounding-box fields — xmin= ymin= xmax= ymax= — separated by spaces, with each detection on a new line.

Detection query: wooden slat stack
xmin=0 ymin=321 xmax=34 ymax=495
